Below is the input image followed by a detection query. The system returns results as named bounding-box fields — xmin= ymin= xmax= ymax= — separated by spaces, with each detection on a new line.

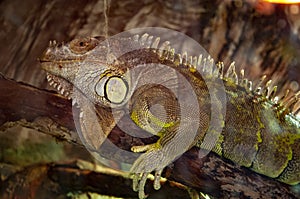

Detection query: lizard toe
xmin=132 ymin=172 xmax=149 ymax=199
xmin=154 ymin=169 xmax=163 ymax=190
xmin=130 ymin=149 xmax=167 ymax=198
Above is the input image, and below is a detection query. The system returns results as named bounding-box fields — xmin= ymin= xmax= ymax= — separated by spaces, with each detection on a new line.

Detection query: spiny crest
xmin=132 ymin=33 xmax=300 ymax=118
xmin=48 ymin=40 xmax=58 ymax=47
xmin=46 ymin=39 xmax=68 ymax=55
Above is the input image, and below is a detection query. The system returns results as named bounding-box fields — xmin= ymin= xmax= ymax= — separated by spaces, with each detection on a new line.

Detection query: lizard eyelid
xmin=69 ymin=37 xmax=99 ymax=54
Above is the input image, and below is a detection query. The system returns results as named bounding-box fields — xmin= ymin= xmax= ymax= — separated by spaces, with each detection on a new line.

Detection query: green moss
xmin=2 ymin=139 xmax=65 ymax=166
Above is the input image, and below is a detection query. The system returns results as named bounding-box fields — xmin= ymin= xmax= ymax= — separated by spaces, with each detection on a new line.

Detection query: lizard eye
xmin=95 ymin=76 xmax=128 ymax=105
xmin=69 ymin=37 xmax=98 ymax=54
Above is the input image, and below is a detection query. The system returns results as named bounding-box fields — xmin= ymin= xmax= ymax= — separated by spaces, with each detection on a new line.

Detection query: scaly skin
xmin=40 ymin=35 xmax=300 ymax=198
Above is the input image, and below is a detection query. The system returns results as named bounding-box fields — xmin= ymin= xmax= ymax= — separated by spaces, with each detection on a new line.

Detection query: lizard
xmin=40 ymin=33 xmax=300 ymax=198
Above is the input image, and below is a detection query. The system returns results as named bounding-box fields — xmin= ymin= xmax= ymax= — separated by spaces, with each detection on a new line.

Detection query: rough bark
xmin=0 ymin=160 xmax=192 ymax=199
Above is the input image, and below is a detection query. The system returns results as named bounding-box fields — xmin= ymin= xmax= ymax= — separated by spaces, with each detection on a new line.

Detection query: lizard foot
xmin=130 ymin=146 xmax=167 ymax=199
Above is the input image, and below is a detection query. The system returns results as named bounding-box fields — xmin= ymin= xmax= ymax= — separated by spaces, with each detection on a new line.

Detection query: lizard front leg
xmin=128 ymin=84 xmax=201 ymax=198
xmin=131 ymin=143 xmax=166 ymax=198
xmin=130 ymin=121 xmax=201 ymax=199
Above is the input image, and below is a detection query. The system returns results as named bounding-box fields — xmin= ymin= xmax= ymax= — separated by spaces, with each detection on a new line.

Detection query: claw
xmin=132 ymin=170 xmax=163 ymax=198
xmin=154 ymin=169 xmax=162 ymax=190
xmin=130 ymin=145 xmax=166 ymax=198
xmin=132 ymin=172 xmax=150 ymax=199
xmin=132 ymin=173 xmax=140 ymax=192
xmin=138 ymin=172 xmax=149 ymax=199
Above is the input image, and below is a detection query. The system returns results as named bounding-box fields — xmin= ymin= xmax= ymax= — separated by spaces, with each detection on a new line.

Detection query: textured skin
xmin=40 ymin=35 xmax=300 ymax=198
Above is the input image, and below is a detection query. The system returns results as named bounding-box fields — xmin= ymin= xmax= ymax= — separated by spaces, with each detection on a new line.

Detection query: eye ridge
xmin=103 ymin=75 xmax=128 ymax=105
xmin=69 ymin=37 xmax=99 ymax=54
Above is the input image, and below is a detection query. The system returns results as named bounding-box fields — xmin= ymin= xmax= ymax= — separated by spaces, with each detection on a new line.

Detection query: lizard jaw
xmin=46 ymin=73 xmax=72 ymax=99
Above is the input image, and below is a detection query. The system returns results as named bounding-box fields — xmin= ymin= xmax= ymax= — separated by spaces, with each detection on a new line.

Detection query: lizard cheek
xmin=105 ymin=76 xmax=128 ymax=104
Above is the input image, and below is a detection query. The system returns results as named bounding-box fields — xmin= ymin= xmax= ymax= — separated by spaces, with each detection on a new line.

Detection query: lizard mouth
xmin=39 ymin=59 xmax=60 ymax=71
xmin=46 ymin=73 xmax=72 ymax=99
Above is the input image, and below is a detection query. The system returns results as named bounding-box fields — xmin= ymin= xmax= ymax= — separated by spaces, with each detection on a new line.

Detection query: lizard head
xmin=40 ymin=37 xmax=101 ymax=81
xmin=40 ymin=36 xmax=130 ymax=107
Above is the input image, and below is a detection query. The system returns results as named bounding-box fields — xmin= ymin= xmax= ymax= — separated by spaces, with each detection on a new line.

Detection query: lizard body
xmin=40 ymin=34 xmax=300 ymax=198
